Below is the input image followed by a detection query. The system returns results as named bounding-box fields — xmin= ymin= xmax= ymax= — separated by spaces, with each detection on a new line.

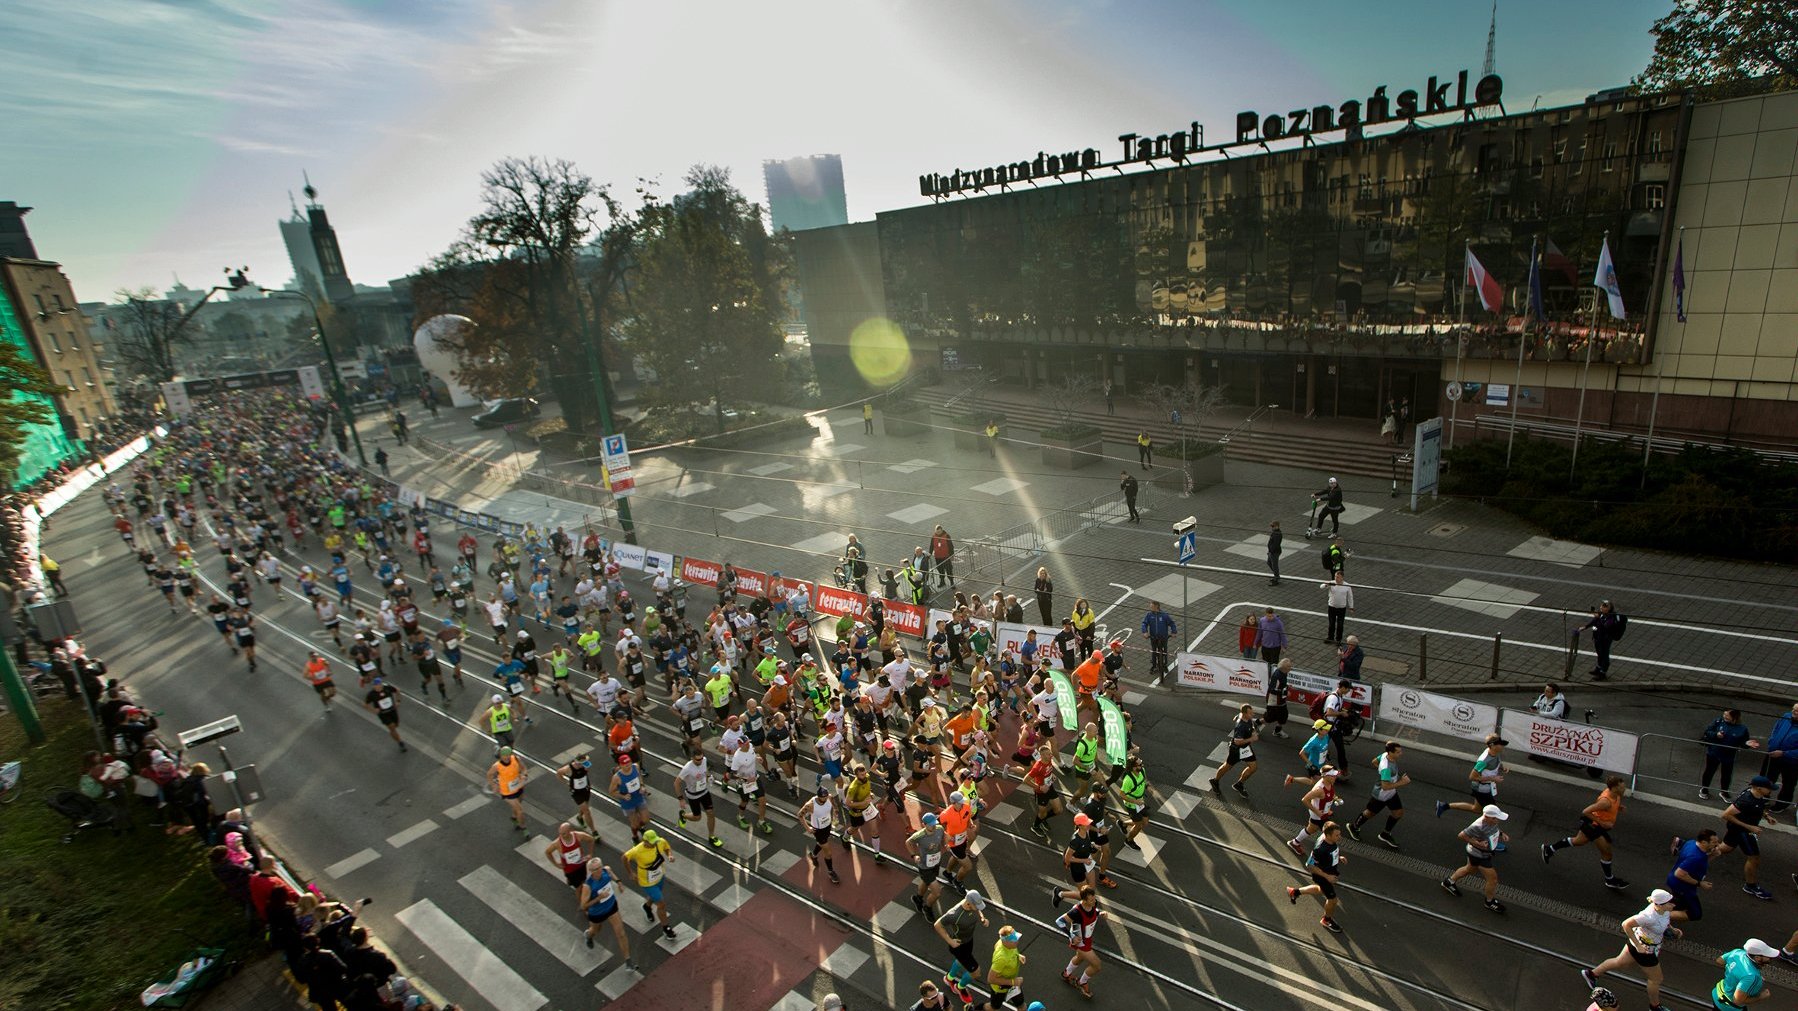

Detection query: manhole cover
xmin=1428 ymin=523 xmax=1466 ymax=537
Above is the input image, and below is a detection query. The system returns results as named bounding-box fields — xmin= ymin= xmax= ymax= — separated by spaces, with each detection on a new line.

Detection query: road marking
xmin=459 ymin=865 xmax=604 ymax=974
xmin=1135 ymin=573 xmax=1222 ymax=612
xmin=386 ymin=819 xmax=440 ymax=849
xmin=886 ymin=503 xmax=948 ymax=525
xmin=886 ymin=458 xmax=936 ymax=475
xmin=748 ymin=462 xmax=794 ymax=476
xmin=1335 ymin=502 xmax=1382 ymax=526
xmin=395 ymin=899 xmax=548 ymax=1011
xmin=656 ymin=923 xmax=701 ymax=953
xmin=322 ymin=848 xmax=381 ymax=878
xmin=1159 ymin=790 xmax=1201 ymax=821
xmin=872 ymin=900 xmax=916 ymax=936
xmin=1122 ymin=690 xmax=1146 ymax=706
xmin=551 ymin=744 xmax=587 ymax=766
xmin=819 ymin=940 xmax=870 ymax=977
xmin=595 ymin=963 xmax=643 ymax=1000
xmin=969 ymin=477 xmax=1028 ymax=496
xmin=443 ymin=795 xmax=488 ymax=820
xmin=660 ymin=849 xmax=724 ymax=895
xmin=814 ymin=442 xmax=865 ymax=457
xmin=1430 ymin=577 xmax=1539 ymax=620
xmin=711 ymin=883 xmax=755 ymax=913
xmin=666 ymin=481 xmax=716 ymax=499
xmin=1506 ymin=535 xmax=1604 ymax=567
xmin=772 ymin=994 xmax=816 ymax=1011
xmin=722 ymin=502 xmax=778 ymax=523
xmin=1222 ymin=532 xmax=1305 ymax=563
xmin=515 ymin=837 xmax=565 ymax=883
xmin=791 ymin=533 xmax=847 ymax=557
xmin=1113 ymin=832 xmax=1164 ymax=867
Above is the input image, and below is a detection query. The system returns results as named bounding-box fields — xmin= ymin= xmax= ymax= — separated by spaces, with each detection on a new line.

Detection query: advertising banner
xmin=644 ymin=549 xmax=676 ymax=576
xmin=398 ymin=486 xmax=424 ymax=507
xmin=995 ymin=622 xmax=1067 ymax=668
xmin=1378 ymin=686 xmax=1499 ymax=743
xmin=1098 ymin=695 xmax=1128 ymax=763
xmin=885 ymin=601 xmax=927 ymax=638
xmin=815 ymin=584 xmax=870 ymax=622
xmin=1172 ymin=653 xmax=1270 ymax=695
xmin=600 ymin=434 xmax=635 ymax=499
xmin=1286 ymin=670 xmax=1374 ymax=718
xmin=609 ymin=541 xmax=648 ymax=571
xmin=1500 ymin=709 xmax=1639 ymax=771
xmin=1048 ymin=670 xmax=1078 ymax=732
xmin=733 ymin=566 xmax=770 ymax=598
xmin=680 ymin=557 xmax=721 ymax=586
xmin=298 ymin=365 xmax=326 ymax=401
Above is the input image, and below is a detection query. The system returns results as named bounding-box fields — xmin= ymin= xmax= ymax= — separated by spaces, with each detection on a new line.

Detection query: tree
xmin=0 ymin=338 xmax=68 ymax=482
xmin=414 ymin=157 xmax=647 ymax=434
xmin=1637 ymin=1 xmax=1798 ymax=96
xmin=111 ymin=287 xmax=194 ymax=383
xmin=626 ymin=166 xmax=790 ymax=432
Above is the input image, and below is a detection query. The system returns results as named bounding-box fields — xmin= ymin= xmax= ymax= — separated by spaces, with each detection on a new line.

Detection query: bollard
xmin=1418 ymin=632 xmax=1428 ymax=683
xmin=1490 ymin=633 xmax=1502 ymax=680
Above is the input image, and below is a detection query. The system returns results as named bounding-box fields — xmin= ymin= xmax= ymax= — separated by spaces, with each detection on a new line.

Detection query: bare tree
xmin=110 ymin=287 xmax=193 ymax=383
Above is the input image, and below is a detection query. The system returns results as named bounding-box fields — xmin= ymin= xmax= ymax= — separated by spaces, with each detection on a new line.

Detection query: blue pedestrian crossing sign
xmin=1176 ymin=530 xmax=1197 ymax=564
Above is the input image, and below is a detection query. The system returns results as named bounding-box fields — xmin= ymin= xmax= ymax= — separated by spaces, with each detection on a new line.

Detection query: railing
xmin=939 ymin=371 xmax=999 ymax=414
xmin=1470 ymin=414 xmax=1798 ymax=464
xmin=1631 ymin=732 xmax=1773 ymax=800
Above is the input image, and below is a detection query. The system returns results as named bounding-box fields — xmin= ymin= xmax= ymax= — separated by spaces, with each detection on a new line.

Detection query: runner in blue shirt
xmin=1284 ymin=720 xmax=1334 ymax=790
xmin=331 ymin=564 xmax=353 ymax=606
xmin=578 ymin=859 xmax=635 ymax=968
xmin=1711 ymin=939 xmax=1776 ymax=1008
xmin=1665 ymin=829 xmax=1717 ymax=923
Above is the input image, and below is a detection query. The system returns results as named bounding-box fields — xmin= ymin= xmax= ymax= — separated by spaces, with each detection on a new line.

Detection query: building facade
xmin=0 ymin=203 xmax=119 ymax=441
xmin=0 ymin=272 xmax=83 ymax=485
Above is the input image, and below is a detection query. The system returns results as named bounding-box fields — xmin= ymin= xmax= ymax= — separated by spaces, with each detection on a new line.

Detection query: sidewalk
xmin=191 ymin=953 xmax=308 ymax=1011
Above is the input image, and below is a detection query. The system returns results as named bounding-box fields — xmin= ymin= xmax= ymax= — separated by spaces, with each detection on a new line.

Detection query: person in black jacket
xmin=298 ymin=934 xmax=347 ymax=1010
xmin=1266 ymin=521 xmax=1283 ymax=586
xmin=1314 ymin=477 xmax=1344 ymax=534
xmin=1577 ymin=600 xmax=1623 ymax=681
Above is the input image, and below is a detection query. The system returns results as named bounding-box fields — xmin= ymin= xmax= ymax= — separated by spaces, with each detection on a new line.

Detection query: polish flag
xmin=1464 ymin=247 xmax=1504 ymax=313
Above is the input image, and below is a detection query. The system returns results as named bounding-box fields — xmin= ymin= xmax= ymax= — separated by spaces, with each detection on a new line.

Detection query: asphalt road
xmin=44 ymin=434 xmax=1798 ymax=1011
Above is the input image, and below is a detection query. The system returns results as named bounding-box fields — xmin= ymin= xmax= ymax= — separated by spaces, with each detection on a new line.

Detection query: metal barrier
xmin=1632 ymin=732 xmax=1769 ymax=800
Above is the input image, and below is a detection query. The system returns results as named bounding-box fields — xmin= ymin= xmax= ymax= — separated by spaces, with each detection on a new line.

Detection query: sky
xmin=0 ymin=0 xmax=1669 ymax=302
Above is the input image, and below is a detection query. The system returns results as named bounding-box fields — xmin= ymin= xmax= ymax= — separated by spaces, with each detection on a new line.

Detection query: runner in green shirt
xmin=547 ymin=645 xmax=578 ymax=714
xmin=577 ymin=627 xmax=605 ymax=672
xmin=705 ymin=667 xmax=736 ymax=722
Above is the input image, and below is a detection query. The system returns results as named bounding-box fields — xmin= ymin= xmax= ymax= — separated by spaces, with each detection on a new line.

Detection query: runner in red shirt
xmin=1015 ymin=744 xmax=1065 ymax=839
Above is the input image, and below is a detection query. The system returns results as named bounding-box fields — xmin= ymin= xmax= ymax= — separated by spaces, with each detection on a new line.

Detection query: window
xmin=46 ymin=333 xmax=61 ymax=352
xmin=1602 ymin=141 xmax=1619 ymax=171
xmin=1647 ymin=131 xmax=1664 ymax=155
xmin=1644 ymin=184 xmax=1666 ymax=210
xmin=81 ymin=367 xmax=94 ymax=386
xmin=1553 ymin=137 xmax=1567 ymax=161
xmin=65 ymin=331 xmax=77 ymax=350
xmin=1531 ymin=157 xmax=1545 ymax=179
xmin=31 ymin=294 xmax=45 ymax=313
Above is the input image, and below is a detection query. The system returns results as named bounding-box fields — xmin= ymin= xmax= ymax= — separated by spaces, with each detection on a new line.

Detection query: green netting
xmin=0 ymin=286 xmax=83 ymax=488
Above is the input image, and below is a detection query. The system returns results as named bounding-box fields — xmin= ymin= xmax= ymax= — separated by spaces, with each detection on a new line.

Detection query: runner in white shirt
xmin=614 ymin=628 xmax=641 ymax=665
xmin=718 ymin=715 xmax=746 ymax=761
xmin=1031 ymin=685 xmax=1061 ymax=751
xmin=675 ymin=755 xmax=725 ymax=848
xmin=1582 ymin=889 xmax=1680 ymax=1008
xmin=801 ymin=785 xmax=843 ymax=884
xmin=483 ymin=596 xmax=509 ymax=643
xmin=727 ymin=737 xmax=773 ymax=834
xmin=586 ymin=673 xmax=624 ymax=716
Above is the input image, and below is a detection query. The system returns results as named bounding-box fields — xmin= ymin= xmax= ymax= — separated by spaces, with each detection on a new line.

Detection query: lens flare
xmin=848 ymin=317 xmax=911 ymax=387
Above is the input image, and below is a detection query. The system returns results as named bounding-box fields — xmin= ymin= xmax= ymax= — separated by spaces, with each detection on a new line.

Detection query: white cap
xmin=492 ymin=694 xmax=504 ymax=703
xmin=1647 ymin=888 xmax=1675 ymax=905
xmin=1744 ymin=938 xmax=1780 ymax=958
xmin=1481 ymin=804 xmax=1508 ymax=820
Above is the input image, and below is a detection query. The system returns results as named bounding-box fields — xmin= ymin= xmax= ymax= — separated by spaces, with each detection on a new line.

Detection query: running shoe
xmin=662 ymin=925 xmax=676 ymax=940
xmin=1540 ymin=843 xmax=1554 ymax=864
xmin=911 ymin=893 xmax=926 ymax=913
xmin=1286 ymin=839 xmax=1306 ymax=858
xmin=1434 ymin=800 xmax=1448 ymax=818
xmin=1075 ymin=979 xmax=1092 ymax=997
xmin=1209 ymin=778 xmax=1221 ymax=794
xmin=1050 ymin=885 xmax=1064 ymax=908
xmin=1440 ymin=878 xmax=1461 ymax=897
xmin=1744 ymin=884 xmax=1774 ymax=900
xmin=1698 ymin=788 xmax=1711 ymax=800
xmin=709 ymin=836 xmax=724 ymax=849
xmin=1320 ymin=916 xmax=1342 ymax=933
xmin=760 ymin=821 xmax=774 ymax=835
xmin=1485 ymin=898 xmax=1505 ymax=913
xmin=1343 ymin=823 xmax=1362 ymax=842
xmin=1377 ymin=833 xmax=1400 ymax=850
xmin=1231 ymin=782 xmax=1248 ymax=798
xmin=1286 ymin=886 xmax=1299 ymax=905
xmin=642 ymin=900 xmax=654 ymax=924
xmin=1282 ymin=775 xmax=1294 ymax=789
xmin=828 ymin=869 xmax=841 ymax=884
xmin=1097 ymin=874 xmax=1119 ymax=889
xmin=1580 ymin=969 xmax=1598 ymax=992
xmin=1603 ymin=878 xmax=1630 ymax=891
xmin=585 ymin=933 xmax=595 ymax=949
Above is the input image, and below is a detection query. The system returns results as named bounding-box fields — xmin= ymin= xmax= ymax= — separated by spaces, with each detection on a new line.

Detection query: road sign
xmin=600 ymin=433 xmax=635 ymax=498
xmin=1175 ymin=530 xmax=1197 ymax=564
xmin=1445 ymin=381 xmax=1463 ymax=402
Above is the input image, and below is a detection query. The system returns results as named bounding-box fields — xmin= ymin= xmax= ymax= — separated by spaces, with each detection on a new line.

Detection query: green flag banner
xmin=1048 ymin=670 xmax=1078 ymax=732
xmin=1098 ymin=695 xmax=1128 ymax=764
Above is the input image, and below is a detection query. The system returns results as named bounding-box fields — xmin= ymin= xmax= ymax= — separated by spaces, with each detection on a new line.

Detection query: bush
xmin=1443 ymin=436 xmax=1798 ymax=561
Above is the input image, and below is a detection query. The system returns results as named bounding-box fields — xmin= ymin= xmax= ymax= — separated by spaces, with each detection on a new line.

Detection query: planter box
xmin=1040 ymin=427 xmax=1104 ymax=469
xmin=882 ymin=410 xmax=929 ymax=437
xmin=1184 ymin=450 xmax=1227 ymax=488
xmin=949 ymin=411 xmax=1005 ymax=452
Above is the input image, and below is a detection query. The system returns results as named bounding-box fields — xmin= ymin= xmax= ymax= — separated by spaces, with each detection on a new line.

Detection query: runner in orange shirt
xmin=303 ymin=651 xmax=336 ymax=711
xmin=938 ymin=791 xmax=978 ymax=893
xmin=1071 ymin=650 xmax=1105 ymax=725
xmin=1541 ymin=775 xmax=1631 ymax=891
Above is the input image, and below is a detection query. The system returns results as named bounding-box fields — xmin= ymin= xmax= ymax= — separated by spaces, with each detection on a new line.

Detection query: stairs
xmin=910 ymin=384 xmax=1404 ymax=480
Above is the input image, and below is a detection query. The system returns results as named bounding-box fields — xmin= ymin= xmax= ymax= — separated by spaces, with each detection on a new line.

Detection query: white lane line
xmin=791 ymin=533 xmax=846 ymax=556
xmin=459 ymin=865 xmax=606 ymax=975
xmin=887 ymin=503 xmax=948 ymax=525
xmin=814 ymin=442 xmax=865 ymax=457
xmin=969 ymin=477 xmax=1028 ymax=496
xmin=722 ymin=502 xmax=778 ymax=523
xmin=386 ymin=819 xmax=440 ymax=849
xmin=819 ymin=940 xmax=870 ymax=977
xmin=711 ymin=883 xmax=755 ymax=913
xmin=595 ymin=963 xmax=643 ymax=999
xmin=666 ymin=481 xmax=716 ymax=499
xmin=886 ymin=458 xmax=935 ymax=475
xmin=516 ymin=837 xmax=567 ymax=883
xmin=395 ymin=899 xmax=548 ymax=1011
xmin=1431 ymin=577 xmax=1539 ymax=620
xmin=747 ymin=462 xmax=793 ymax=476
xmin=1506 ymin=535 xmax=1604 ymax=568
xmin=322 ymin=847 xmax=381 ymax=878
xmin=443 ymin=795 xmax=488 ymax=820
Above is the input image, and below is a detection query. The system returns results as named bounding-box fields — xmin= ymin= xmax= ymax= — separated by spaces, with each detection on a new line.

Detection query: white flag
xmin=1593 ymin=237 xmax=1626 ymax=320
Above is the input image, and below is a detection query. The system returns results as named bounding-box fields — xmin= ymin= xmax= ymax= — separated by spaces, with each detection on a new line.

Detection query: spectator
xmin=931 ymin=526 xmax=955 ymax=588
xmin=267 ymin=889 xmax=305 ymax=966
xmin=1237 ymin=611 xmax=1259 ymax=661
xmin=1530 ymin=683 xmax=1568 ymax=721
xmin=1034 ymin=568 xmax=1054 ymax=626
xmin=1337 ymin=637 xmax=1363 ymax=681
xmin=1700 ymin=709 xmax=1755 ymax=800
xmin=1323 ymin=677 xmax=1355 ymax=775
xmin=1139 ymin=600 xmax=1176 ymax=675
xmin=1256 ymin=607 xmax=1287 ymax=672
xmin=1266 ymin=520 xmax=1283 ymax=585
xmin=299 ymin=934 xmax=348 ymax=1011
xmin=1263 ymin=658 xmax=1292 ymax=738
xmin=1577 ymin=600 xmax=1624 ymax=681
xmin=209 ymin=845 xmax=253 ymax=917
xmin=1760 ymin=701 xmax=1798 ymax=813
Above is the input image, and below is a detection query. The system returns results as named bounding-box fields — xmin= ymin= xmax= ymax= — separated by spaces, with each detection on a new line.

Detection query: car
xmin=471 ymin=397 xmax=541 ymax=428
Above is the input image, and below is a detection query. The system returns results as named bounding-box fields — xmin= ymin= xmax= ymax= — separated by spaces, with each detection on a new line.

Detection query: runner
xmin=314 ymin=597 xmax=344 ymax=649
xmin=907 ymin=812 xmax=949 ymax=917
xmin=1116 ymin=754 xmax=1151 ymax=851
xmin=303 ymin=651 xmax=336 ymax=713
xmin=1283 ymin=720 xmax=1334 ymax=790
xmin=939 ymin=791 xmax=978 ymax=893
xmin=801 ymin=784 xmax=843 ymax=884
xmin=1581 ymin=887 xmax=1681 ymax=1010
xmin=1287 ymin=766 xmax=1340 ymax=858
xmin=556 ymin=754 xmax=598 ymax=834
xmin=435 ymin=617 xmax=465 ymax=685
xmin=227 ymin=607 xmax=257 ymax=671
xmin=674 ymin=751 xmax=726 ymax=849
xmin=577 ymin=858 xmax=634 ymax=968
xmin=1345 ymin=741 xmax=1409 ymax=850
xmin=544 ymin=822 xmax=596 ymax=888
xmin=487 ymin=746 xmax=528 ymax=833
xmin=1665 ymin=829 xmax=1717 ymax=923
xmin=407 ymin=629 xmax=448 ymax=703
xmin=843 ymin=763 xmax=882 ymax=861
xmin=1061 ymin=812 xmax=1104 ymax=894
xmin=983 ymin=926 xmax=1027 ymax=1011
xmin=934 ymin=890 xmax=989 ymax=1005
xmin=1069 ymin=722 xmax=1103 ymax=785
xmin=622 ymin=829 xmax=678 ymax=941
xmin=1715 ymin=776 xmax=1779 ymax=900
xmin=1050 ymin=884 xmax=1107 ymax=996
xmin=726 ymin=735 xmax=774 ymax=835
xmin=1542 ymin=775 xmax=1632 ymax=891
xmin=1708 ymin=939 xmax=1777 ymax=1009
xmin=348 ymin=633 xmax=382 ymax=687
xmin=766 ymin=709 xmax=800 ymax=798
xmin=1211 ymin=704 xmax=1261 ymax=797
xmin=1435 ymin=734 xmax=1508 ymax=821
xmin=363 ymin=676 xmax=406 ymax=751
xmin=1075 ymin=781 xmax=1119 ymax=888
xmin=1018 ymin=744 xmax=1065 ymax=840
xmin=609 ymin=754 xmax=650 ymax=842
xmin=1442 ymin=803 xmax=1510 ymax=913
xmin=1283 ymin=821 xmax=1347 ymax=933
xmin=485 ymin=693 xmax=516 ymax=751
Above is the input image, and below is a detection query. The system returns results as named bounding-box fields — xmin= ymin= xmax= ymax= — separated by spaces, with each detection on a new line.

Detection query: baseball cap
xmin=1027 ymin=1004 xmax=1046 ymax=1011
xmin=1321 ymin=767 xmax=1340 ymax=778
xmin=1751 ymin=775 xmax=1775 ymax=789
xmin=498 ymin=746 xmax=514 ymax=758
xmin=1647 ymin=888 xmax=1675 ymax=905
xmin=618 ymin=753 xmax=633 ymax=764
xmin=640 ymin=829 xmax=659 ymax=844
xmin=882 ymin=740 xmax=898 ymax=750
xmin=1313 ymin=719 xmax=1331 ymax=730
xmin=921 ymin=812 xmax=939 ymax=826
xmin=963 ymin=889 xmax=987 ymax=910
xmin=820 ymin=996 xmax=844 ymax=1011
xmin=491 ymin=694 xmax=504 ymax=703
xmin=371 ymin=676 xmax=383 ymax=685
xmin=1001 ymin=929 xmax=1022 ymax=943
xmin=1481 ymin=804 xmax=1508 ymax=820
xmin=1073 ymin=813 xmax=1093 ymax=827
xmin=1744 ymin=938 xmax=1780 ymax=958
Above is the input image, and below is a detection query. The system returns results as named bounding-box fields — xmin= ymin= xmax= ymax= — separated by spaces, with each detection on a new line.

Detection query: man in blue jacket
xmin=1139 ymin=601 xmax=1177 ymax=677
xmin=1761 ymin=701 xmax=1798 ymax=812
xmin=1699 ymin=708 xmax=1755 ymax=800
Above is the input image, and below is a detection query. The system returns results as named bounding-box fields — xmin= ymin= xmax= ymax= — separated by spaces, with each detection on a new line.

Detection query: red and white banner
xmin=1500 ymin=709 xmax=1638 ymax=772
xmin=995 ymin=621 xmax=1067 ymax=668
xmin=680 ymin=557 xmax=721 ymax=587
xmin=733 ymin=566 xmax=771 ymax=598
xmin=1172 ymin=652 xmax=1270 ymax=695
xmin=815 ymin=584 xmax=870 ymax=622
xmin=1286 ymin=670 xmax=1374 ymax=718
xmin=885 ymin=600 xmax=926 ymax=638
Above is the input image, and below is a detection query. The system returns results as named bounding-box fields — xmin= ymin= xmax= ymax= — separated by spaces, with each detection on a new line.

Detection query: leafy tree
xmin=111 ymin=287 xmax=194 ymax=383
xmin=626 ymin=166 xmax=790 ymax=432
xmin=0 ymin=338 xmax=69 ymax=482
xmin=1637 ymin=0 xmax=1798 ymax=96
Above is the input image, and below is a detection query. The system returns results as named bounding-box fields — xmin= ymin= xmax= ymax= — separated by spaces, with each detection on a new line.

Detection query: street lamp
xmin=259 ymin=286 xmax=368 ymax=467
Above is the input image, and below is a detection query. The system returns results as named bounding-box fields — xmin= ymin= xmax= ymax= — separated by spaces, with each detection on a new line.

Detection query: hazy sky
xmin=1 ymin=0 xmax=1667 ymax=302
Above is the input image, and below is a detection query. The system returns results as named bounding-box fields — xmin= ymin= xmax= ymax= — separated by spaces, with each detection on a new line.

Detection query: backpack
xmin=1611 ymin=614 xmax=1627 ymax=642
xmin=1307 ymin=695 xmax=1327 ymax=721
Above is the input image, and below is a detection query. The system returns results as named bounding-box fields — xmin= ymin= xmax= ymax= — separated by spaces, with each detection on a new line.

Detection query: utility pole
xmin=581 ymin=329 xmax=635 ymax=540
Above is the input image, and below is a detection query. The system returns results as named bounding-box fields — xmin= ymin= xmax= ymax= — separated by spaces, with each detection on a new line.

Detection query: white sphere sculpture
xmin=413 ymin=314 xmax=481 ymax=407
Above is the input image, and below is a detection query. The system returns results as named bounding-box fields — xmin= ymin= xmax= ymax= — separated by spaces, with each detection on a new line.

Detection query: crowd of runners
xmin=75 ymin=388 xmax=1793 ymax=1011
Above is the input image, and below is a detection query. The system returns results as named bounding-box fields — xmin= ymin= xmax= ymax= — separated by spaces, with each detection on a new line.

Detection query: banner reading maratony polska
xmin=1377 ymin=685 xmax=1498 ymax=743
xmin=1500 ymin=709 xmax=1639 ymax=772
xmin=1172 ymin=652 xmax=1270 ymax=695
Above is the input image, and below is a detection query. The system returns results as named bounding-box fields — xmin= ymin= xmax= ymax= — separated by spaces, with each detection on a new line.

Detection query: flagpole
xmin=1506 ymin=237 xmax=1536 ymax=468
xmin=1641 ymin=225 xmax=1683 ymax=487
xmin=1452 ymin=243 xmax=1466 ymax=449
xmin=1569 ymin=232 xmax=1605 ymax=480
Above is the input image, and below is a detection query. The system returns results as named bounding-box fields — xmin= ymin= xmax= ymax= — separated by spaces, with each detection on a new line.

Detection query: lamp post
xmin=260 ymin=287 xmax=368 ymax=467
